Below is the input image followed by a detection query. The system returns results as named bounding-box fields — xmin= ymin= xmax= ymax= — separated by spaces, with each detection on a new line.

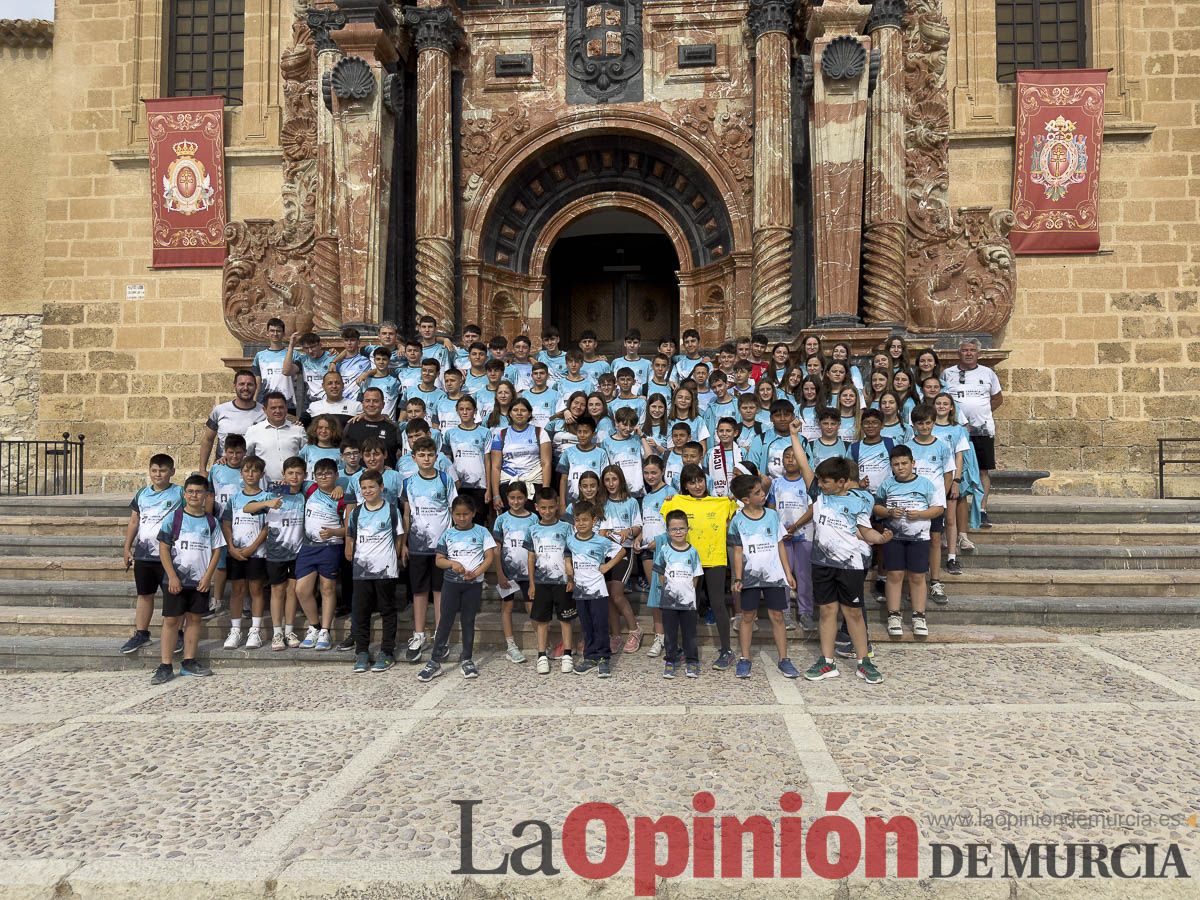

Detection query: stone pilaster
xmin=747 ymin=0 xmax=794 ymax=336
xmin=405 ymin=4 xmax=463 ymax=334
xmin=807 ymin=0 xmax=872 ymax=326
xmin=862 ymin=0 xmax=908 ymax=327
xmin=330 ymin=0 xmax=399 ymax=326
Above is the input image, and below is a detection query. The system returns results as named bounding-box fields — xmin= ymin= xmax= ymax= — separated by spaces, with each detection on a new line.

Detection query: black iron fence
xmin=1157 ymin=438 xmax=1200 ymax=500
xmin=0 ymin=433 xmax=86 ymax=496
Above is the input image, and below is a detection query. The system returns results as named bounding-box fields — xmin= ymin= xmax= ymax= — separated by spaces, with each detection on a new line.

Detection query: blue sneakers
xmin=735 ymin=657 xmax=752 ymax=679
xmin=120 ymin=631 xmax=152 ymax=655
xmin=597 ymin=659 xmax=612 ymax=678
xmin=777 ymin=658 xmax=801 ymax=679
xmin=416 ymin=661 xmax=442 ymax=682
xmin=712 ymin=649 xmax=735 ymax=671
xmin=353 ymin=652 xmax=371 ymax=674
xmin=573 ymin=658 xmax=597 ymax=675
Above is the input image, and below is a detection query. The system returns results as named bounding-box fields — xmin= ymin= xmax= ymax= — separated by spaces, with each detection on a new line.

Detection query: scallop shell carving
xmin=331 ymin=56 xmax=376 ymax=101
xmin=820 ymin=35 xmax=867 ymax=81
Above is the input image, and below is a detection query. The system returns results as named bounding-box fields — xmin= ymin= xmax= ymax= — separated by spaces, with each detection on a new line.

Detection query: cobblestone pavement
xmin=0 ymin=629 xmax=1198 ymax=898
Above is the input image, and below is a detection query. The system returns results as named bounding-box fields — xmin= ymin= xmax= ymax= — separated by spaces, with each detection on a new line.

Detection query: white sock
xmin=230 ymin=618 xmax=242 ymax=629
xmin=273 ymin=626 xmax=284 ymax=637
xmin=825 ymin=657 xmax=835 ymax=664
xmin=506 ymin=637 xmax=517 ymax=648
xmin=251 ymin=617 xmax=262 ymax=628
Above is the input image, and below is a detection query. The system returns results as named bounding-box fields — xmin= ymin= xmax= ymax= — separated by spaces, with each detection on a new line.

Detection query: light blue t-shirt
xmin=603 ymin=434 xmax=644 ymax=496
xmin=905 ymin=438 xmax=954 ymax=506
xmin=207 ymin=463 xmax=243 ymax=520
xmin=769 ymin=473 xmax=813 ymax=541
xmin=521 ymin=388 xmax=560 ymax=429
xmin=157 ymin=511 xmax=225 ymax=587
xmin=411 ymin=385 xmax=449 ymax=427
xmin=806 ymin=437 xmax=850 ymax=469
xmin=667 ymin=416 xmax=710 ymax=447
xmin=748 ymin=429 xmax=793 ymax=480
xmin=609 ymin=356 xmax=652 ymax=392
xmin=493 ymin=510 xmax=538 ymax=581
xmin=365 ymin=373 xmax=403 ymax=418
xmin=598 ymin=496 xmax=642 ymax=548
xmin=436 ymin=394 xmax=473 ymax=432
xmin=728 ymin=508 xmax=787 ymax=588
xmin=537 ymin=349 xmax=569 ymax=380
xmin=420 ymin=342 xmax=452 ymax=371
xmin=556 ymin=444 xmax=610 ymax=503
xmin=338 ymin=353 xmax=373 ymax=400
xmin=608 ymin=395 xmax=647 ymax=423
xmin=811 ymin=492 xmax=873 ymax=571
xmin=503 ymin=361 xmax=534 ymax=393
xmin=880 ymin=421 xmax=912 ymax=444
xmin=436 ymin=524 xmax=497 ymax=584
xmin=296 ymin=350 xmax=337 ymax=402
xmin=398 ymin=365 xmax=424 ymax=398
xmin=403 ymin=470 xmax=457 ymax=555
xmin=670 ymin=356 xmax=705 ymax=384
xmin=565 ymin=532 xmax=620 ymax=600
xmin=490 ymin=424 xmax=548 ymax=482
xmin=302 ymin=484 xmax=345 ymax=546
xmin=252 ymin=347 xmax=299 ymax=403
xmin=463 ymin=371 xmax=491 ymax=398
xmin=524 ymin=519 xmax=574 ymax=585
xmin=875 ymin=474 xmax=938 ymax=542
xmin=129 ymin=484 xmax=184 ymax=561
xmin=703 ymin=397 xmax=739 ymax=437
xmin=221 ymin=488 xmax=270 ymax=557
xmin=347 ymin=501 xmax=403 ymax=579
xmin=651 ymin=541 xmax=702 ymax=611
xmin=442 ymin=425 xmax=491 ymax=490
xmin=299 ymin=445 xmax=343 ymax=480
xmin=344 ymin=469 xmax=403 ymax=507
xmin=580 ymin=359 xmax=610 ymax=384
xmin=264 ymin=487 xmax=306 ymax=562
xmin=639 ymin=484 xmax=677 ymax=546
xmin=849 ymin=438 xmax=896 ymax=494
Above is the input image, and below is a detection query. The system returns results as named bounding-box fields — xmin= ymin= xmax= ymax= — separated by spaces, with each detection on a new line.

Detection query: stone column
xmin=807 ymin=0 xmax=872 ymax=325
xmin=748 ymin=0 xmax=794 ymax=336
xmin=329 ymin=0 xmax=399 ymax=325
xmin=405 ymin=5 xmax=463 ymax=334
xmin=862 ymin=0 xmax=908 ymax=327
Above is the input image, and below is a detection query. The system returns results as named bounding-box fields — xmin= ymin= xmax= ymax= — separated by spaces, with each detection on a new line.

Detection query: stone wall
xmin=947 ymin=0 xmax=1200 ymax=497
xmin=0 ymin=314 xmax=42 ymax=440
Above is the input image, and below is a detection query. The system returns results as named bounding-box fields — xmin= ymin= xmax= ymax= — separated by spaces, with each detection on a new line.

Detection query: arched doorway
xmin=546 ymin=209 xmax=679 ymax=357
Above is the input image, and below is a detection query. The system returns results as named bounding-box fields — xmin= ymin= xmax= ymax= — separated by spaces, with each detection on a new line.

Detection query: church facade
xmin=1 ymin=0 xmax=1196 ymax=495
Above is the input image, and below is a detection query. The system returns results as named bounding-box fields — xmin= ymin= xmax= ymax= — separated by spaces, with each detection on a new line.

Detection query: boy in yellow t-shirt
xmin=661 ymin=463 xmax=739 ymax=669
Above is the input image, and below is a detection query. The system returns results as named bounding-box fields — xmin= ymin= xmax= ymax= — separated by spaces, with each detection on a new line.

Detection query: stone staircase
xmin=0 ymin=493 xmax=1197 ymax=672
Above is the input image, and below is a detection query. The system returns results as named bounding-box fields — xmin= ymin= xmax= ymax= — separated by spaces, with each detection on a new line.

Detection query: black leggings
xmin=432 ymin=580 xmax=483 ymax=662
xmin=661 ymin=608 xmax=699 ymax=665
xmin=352 ymin=578 xmax=397 ymax=656
xmin=698 ymin=565 xmax=731 ymax=652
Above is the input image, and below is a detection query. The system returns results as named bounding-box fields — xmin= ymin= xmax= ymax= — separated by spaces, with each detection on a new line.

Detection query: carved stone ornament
xmin=867 ymin=0 xmax=906 ymax=32
xmin=796 ymin=54 xmax=814 ymax=95
xmin=747 ymin=0 xmax=794 ymax=39
xmin=460 ymin=105 xmax=534 ymax=196
xmin=820 ymin=35 xmax=867 ymax=81
xmin=565 ymin=0 xmax=644 ymax=103
xmin=679 ymin=98 xmax=754 ymax=202
xmin=868 ymin=47 xmax=880 ymax=93
xmin=902 ymin=0 xmax=1014 ymax=334
xmin=224 ymin=2 xmax=327 ymax=344
xmin=322 ymin=71 xmax=333 ymax=112
xmin=306 ymin=7 xmax=348 ymax=52
xmin=403 ymin=6 xmax=463 ymax=55
xmin=382 ymin=71 xmax=402 ymax=115
xmin=331 ymin=55 xmax=375 ymax=101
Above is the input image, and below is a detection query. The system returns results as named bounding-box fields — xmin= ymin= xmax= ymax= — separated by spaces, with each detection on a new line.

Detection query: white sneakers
xmin=561 ymin=655 xmax=574 ymax=674
xmin=958 ymin=534 xmax=976 ymax=552
xmin=646 ymin=633 xmax=665 ymax=657
xmin=536 ymin=656 xmax=551 ymax=675
xmin=223 ymin=628 xmax=243 ymax=649
xmin=245 ymin=627 xmax=263 ymax=649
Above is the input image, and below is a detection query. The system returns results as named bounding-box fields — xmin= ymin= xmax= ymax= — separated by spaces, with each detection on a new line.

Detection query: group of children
xmin=124 ymin=320 xmax=987 ymax=686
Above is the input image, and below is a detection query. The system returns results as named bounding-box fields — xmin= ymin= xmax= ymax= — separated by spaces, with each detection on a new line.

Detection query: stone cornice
xmin=747 ymin=0 xmax=794 ymax=39
xmin=0 ymin=18 xmax=53 ymax=48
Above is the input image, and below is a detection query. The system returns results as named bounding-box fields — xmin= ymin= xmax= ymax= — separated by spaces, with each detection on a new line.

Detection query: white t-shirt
xmin=941 ymin=365 xmax=1001 ymax=437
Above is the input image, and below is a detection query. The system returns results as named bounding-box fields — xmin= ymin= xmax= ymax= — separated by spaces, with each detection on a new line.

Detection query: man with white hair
xmin=941 ymin=339 xmax=1003 ymax=527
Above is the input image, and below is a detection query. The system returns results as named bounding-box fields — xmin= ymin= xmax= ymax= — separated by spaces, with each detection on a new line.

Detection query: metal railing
xmin=0 ymin=433 xmax=86 ymax=496
xmin=1157 ymin=438 xmax=1200 ymax=500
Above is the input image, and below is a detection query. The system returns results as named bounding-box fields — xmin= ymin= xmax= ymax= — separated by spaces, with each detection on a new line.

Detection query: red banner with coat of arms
xmin=145 ymin=96 xmax=227 ymax=267
xmin=1010 ymin=69 xmax=1107 ymax=254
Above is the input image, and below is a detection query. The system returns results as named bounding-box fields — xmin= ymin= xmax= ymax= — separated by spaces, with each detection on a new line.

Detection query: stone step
xmin=941 ymin=568 xmax=1200 ymax=598
xmin=0 ymin=494 xmax=131 ymax=518
xmin=0 ymin=557 xmax=132 ymax=582
xmin=0 ymin=578 xmax=136 ymax=608
xmin=0 ymin=515 xmax=127 ymax=536
xmin=986 ymin=495 xmax=1200 ymax=525
xmin=964 ymin=544 xmax=1200 ymax=570
xmin=0 ymin=534 xmax=124 ymax=556
xmin=970 ymin=523 xmax=1200 ymax=546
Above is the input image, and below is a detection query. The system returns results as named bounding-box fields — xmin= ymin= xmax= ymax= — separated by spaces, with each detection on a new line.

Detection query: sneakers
xmin=887 ymin=613 xmax=903 ymax=637
xmin=150 ymin=663 xmax=174 ymax=685
xmin=646 ymin=633 xmax=665 ymax=658
xmin=432 ymin=644 xmax=450 ymax=664
xmin=609 ymin=634 xmax=622 ymax=655
xmin=857 ymin=657 xmax=884 ymax=684
xmin=663 ymin=660 xmax=676 ymax=679
xmin=958 ymin=534 xmax=976 ymax=552
xmin=912 ymin=613 xmax=929 ymax=637
xmin=372 ymin=653 xmax=395 ymax=673
xmin=284 ymin=630 xmax=301 ymax=649
xmin=834 ymin=639 xmax=856 ymax=659
xmin=336 ymin=635 xmax=355 ymax=652
xmin=573 ymin=658 xmax=597 ymax=675
xmin=271 ymin=632 xmax=286 ymax=652
xmin=945 ymin=556 xmax=963 ymax=576
xmin=804 ymin=657 xmax=839 ymax=681
xmin=777 ymin=658 xmax=801 ymax=679
xmin=536 ymin=655 xmax=551 ymax=675
xmin=929 ymin=581 xmax=948 ymax=604
xmin=245 ymin=627 xmax=263 ymax=650
xmin=416 ymin=661 xmax=442 ymax=682
xmin=174 ymin=630 xmax=184 ymax=654
xmin=506 ymin=644 xmax=527 ymax=664
xmin=980 ymin=510 xmax=992 ymax=529
xmin=405 ymin=632 xmax=426 ymax=663
xmin=703 ymin=609 xmax=716 ymax=625
xmin=798 ymin=613 xmax=816 ymax=632
xmin=223 ymin=627 xmax=244 ymax=650
xmin=560 ymin=654 xmax=574 ymax=674
xmin=299 ymin=626 xmax=319 ymax=649
xmin=731 ymin=616 xmax=760 ymax=634
xmin=873 ymin=578 xmax=887 ymax=603
xmin=623 ymin=628 xmax=643 ymax=654
xmin=685 ymin=662 xmax=700 ymax=679
xmin=314 ymin=629 xmax=332 ymax=651
xmin=735 ymin=657 xmax=752 ymax=679
xmin=461 ymin=659 xmax=479 ymax=679
xmin=179 ymin=659 xmax=213 ymax=677
xmin=203 ymin=598 xmax=220 ymax=620
xmin=597 ymin=659 xmax=612 ymax=678
xmin=712 ymin=648 xmax=735 ymax=671
xmin=120 ymin=630 xmax=152 ymax=655
xmin=353 ymin=652 xmax=371 ymax=674
xmin=783 ymin=609 xmax=796 ymax=631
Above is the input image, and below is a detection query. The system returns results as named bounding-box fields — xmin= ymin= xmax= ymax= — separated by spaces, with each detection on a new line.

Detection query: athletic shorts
xmin=970 ymin=434 xmax=996 ymax=471
xmin=266 ymin=559 xmax=297 ymax=586
xmin=162 ymin=586 xmax=210 ymax=618
xmin=500 ymin=579 xmax=528 ymax=603
xmin=812 ymin=565 xmax=866 ymax=608
xmin=133 ymin=560 xmax=164 ymax=596
xmin=227 ymin=555 xmax=267 ymax=582
xmin=929 ymin=514 xmax=945 ymax=534
xmin=295 ymin=543 xmax=342 ymax=580
xmin=636 ymin=547 xmax=655 ymax=566
xmin=407 ymin=553 xmax=444 ymax=594
xmin=530 ymin=583 xmax=577 ymax=623
xmin=882 ymin=539 xmax=931 ymax=574
xmin=739 ymin=585 xmax=788 ymax=612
